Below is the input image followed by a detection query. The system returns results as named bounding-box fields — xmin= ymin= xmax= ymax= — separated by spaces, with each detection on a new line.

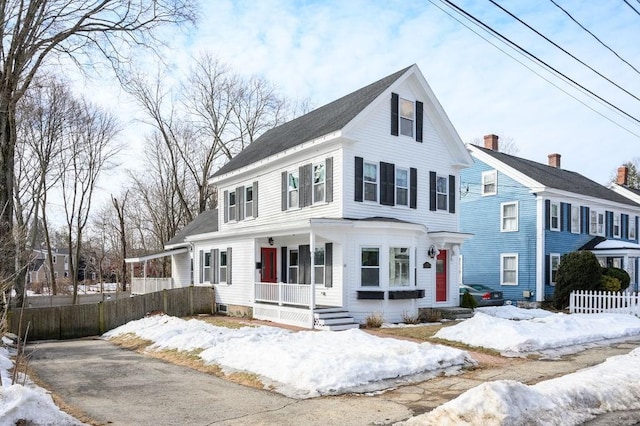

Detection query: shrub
xmin=600 ymin=275 xmax=621 ymax=292
xmin=460 ymin=290 xmax=478 ymax=310
xmin=602 ymin=267 xmax=630 ymax=291
xmin=418 ymin=309 xmax=442 ymax=323
xmin=365 ymin=312 xmax=384 ymax=328
xmin=401 ymin=311 xmax=420 ymax=325
xmin=554 ymin=251 xmax=602 ymax=310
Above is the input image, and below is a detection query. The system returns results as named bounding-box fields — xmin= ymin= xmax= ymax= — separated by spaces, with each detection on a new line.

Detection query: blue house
xmin=460 ymin=134 xmax=640 ymax=304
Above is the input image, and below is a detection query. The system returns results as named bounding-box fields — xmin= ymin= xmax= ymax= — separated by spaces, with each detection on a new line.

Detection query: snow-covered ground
xmin=0 ymin=341 xmax=84 ymax=425
xmin=4 ymin=306 xmax=640 ymax=424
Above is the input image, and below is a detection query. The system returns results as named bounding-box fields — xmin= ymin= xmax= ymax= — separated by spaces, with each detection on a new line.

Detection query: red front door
xmin=261 ymin=247 xmax=277 ymax=283
xmin=436 ymin=249 xmax=447 ymax=302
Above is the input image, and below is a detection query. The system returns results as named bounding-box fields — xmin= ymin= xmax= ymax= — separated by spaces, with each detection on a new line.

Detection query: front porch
xmin=252 ymin=281 xmax=358 ymax=330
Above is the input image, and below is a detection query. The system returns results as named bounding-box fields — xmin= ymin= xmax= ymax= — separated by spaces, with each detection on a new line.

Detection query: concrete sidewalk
xmin=27 ymin=337 xmax=640 ymax=425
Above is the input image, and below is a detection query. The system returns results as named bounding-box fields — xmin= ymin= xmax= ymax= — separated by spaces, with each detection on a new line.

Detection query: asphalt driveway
xmin=27 ymin=338 xmax=410 ymax=425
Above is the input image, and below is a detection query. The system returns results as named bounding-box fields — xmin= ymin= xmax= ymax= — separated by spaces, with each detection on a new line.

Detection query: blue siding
xmin=460 ymin=159 xmax=536 ymax=303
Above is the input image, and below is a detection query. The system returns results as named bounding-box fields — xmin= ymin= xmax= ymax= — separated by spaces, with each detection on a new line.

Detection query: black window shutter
xmin=355 ymin=157 xmax=364 ymax=202
xmin=281 ymin=171 xmax=288 ymax=211
xmin=429 ymin=171 xmax=436 ymax=211
xmin=416 ymin=101 xmax=423 ymax=142
xmin=325 ymin=243 xmax=333 ymax=288
xmin=223 ymin=191 xmax=229 ymax=223
xmin=391 ymin=92 xmax=399 ymax=136
xmin=606 ymin=211 xmax=612 ymax=237
xmin=281 ymin=246 xmax=288 ymax=284
xmin=410 ymin=167 xmax=417 ymax=209
xmin=623 ymin=214 xmax=629 ymax=239
xmin=583 ymin=207 xmax=590 ymax=234
xmin=380 ymin=162 xmax=395 ymax=206
xmin=227 ymin=247 xmax=232 ymax=285
xmin=253 ymin=181 xmax=259 ymax=217
xmin=199 ymin=250 xmax=203 ymax=283
xmin=300 ymin=245 xmax=311 ymax=284
xmin=545 ymin=254 xmax=550 ymax=285
xmin=448 ymin=175 xmax=456 ymax=213
xmin=299 ymin=164 xmax=312 ymax=208
xmin=326 ymin=157 xmax=333 ymax=203
xmin=545 ymin=200 xmax=550 ymax=230
xmin=566 ymin=203 xmax=571 ymax=231
xmin=560 ymin=203 xmax=565 ymax=232
xmin=237 ymin=186 xmax=244 ymax=221
xmin=212 ymin=249 xmax=219 ymax=284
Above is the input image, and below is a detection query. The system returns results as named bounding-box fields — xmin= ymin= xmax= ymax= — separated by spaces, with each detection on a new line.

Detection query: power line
xmin=548 ymin=0 xmax=640 ymax=76
xmin=438 ymin=0 xmax=640 ymax=125
xmin=426 ymin=0 xmax=640 ymax=139
xmin=488 ymin=0 xmax=640 ymax=103
xmin=624 ymin=0 xmax=640 ymax=17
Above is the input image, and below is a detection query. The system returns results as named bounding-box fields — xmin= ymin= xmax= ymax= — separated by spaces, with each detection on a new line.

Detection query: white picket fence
xmin=569 ymin=290 xmax=640 ymax=316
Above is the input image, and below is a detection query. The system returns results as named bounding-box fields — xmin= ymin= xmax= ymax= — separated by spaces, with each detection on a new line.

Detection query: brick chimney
xmin=617 ymin=166 xmax=629 ymax=186
xmin=548 ymin=153 xmax=561 ymax=168
xmin=484 ymin=134 xmax=499 ymax=151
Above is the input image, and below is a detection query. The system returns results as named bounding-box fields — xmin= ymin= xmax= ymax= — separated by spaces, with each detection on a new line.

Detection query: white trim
xmin=481 ymin=170 xmax=497 ymax=196
xmin=500 ymin=201 xmax=519 ymax=232
xmin=536 ymin=196 xmax=545 ymax=301
xmin=500 ymin=253 xmax=519 ymax=286
xmin=126 ymin=248 xmax=189 ymax=263
xmin=550 ymin=201 xmax=560 ymax=231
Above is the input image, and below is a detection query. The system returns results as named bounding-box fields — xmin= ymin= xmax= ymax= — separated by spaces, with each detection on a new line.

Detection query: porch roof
xmin=125 ymin=247 xmax=189 ymax=263
xmin=580 ymin=237 xmax=640 ymax=256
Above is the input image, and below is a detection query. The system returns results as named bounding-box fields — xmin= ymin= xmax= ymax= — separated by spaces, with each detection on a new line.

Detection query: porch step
xmin=314 ymin=309 xmax=360 ymax=331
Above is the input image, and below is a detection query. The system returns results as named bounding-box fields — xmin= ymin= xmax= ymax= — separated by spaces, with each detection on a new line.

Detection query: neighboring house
xmin=130 ymin=64 xmax=474 ymax=329
xmin=29 ymin=247 xmax=71 ymax=285
xmin=460 ymin=135 xmax=640 ymax=303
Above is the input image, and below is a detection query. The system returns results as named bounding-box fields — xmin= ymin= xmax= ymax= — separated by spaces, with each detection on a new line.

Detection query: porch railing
xmin=254 ymin=282 xmax=311 ymax=307
xmin=131 ymin=277 xmax=174 ymax=295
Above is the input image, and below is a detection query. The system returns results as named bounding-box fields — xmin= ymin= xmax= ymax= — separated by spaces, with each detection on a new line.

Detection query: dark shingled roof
xmin=213 ymin=65 xmax=413 ymax=177
xmin=166 ymin=209 xmax=218 ymax=246
xmin=475 ymin=145 xmax=640 ymax=207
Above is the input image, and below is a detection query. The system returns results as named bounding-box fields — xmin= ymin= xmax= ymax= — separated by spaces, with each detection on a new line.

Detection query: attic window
xmin=400 ymin=98 xmax=414 ymax=137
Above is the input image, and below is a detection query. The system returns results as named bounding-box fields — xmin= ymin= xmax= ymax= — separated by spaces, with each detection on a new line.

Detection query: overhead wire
xmin=425 ymin=0 xmax=640 ymax=139
xmin=623 ymin=0 xmax=640 ymax=17
xmin=488 ymin=0 xmax=640 ymax=103
xmin=548 ymin=0 xmax=640 ymax=76
xmin=435 ymin=0 xmax=640 ymax=126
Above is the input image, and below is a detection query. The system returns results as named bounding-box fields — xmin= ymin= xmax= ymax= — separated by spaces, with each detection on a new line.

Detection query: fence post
xmin=189 ymin=286 xmax=194 ymax=316
xmin=163 ymin=289 xmax=168 ymax=314
xmin=99 ymin=301 xmax=105 ymax=335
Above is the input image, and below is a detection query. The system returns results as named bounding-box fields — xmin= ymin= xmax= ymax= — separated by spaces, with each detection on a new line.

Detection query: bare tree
xmin=0 ymin=0 xmax=197 ymax=305
xmin=111 ymin=191 xmax=129 ymax=292
xmin=60 ymin=99 xmax=121 ymax=304
xmin=609 ymin=158 xmax=640 ymax=188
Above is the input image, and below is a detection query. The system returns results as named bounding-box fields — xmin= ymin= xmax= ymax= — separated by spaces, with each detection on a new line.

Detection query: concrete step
xmin=314 ymin=311 xmax=352 ymax=320
xmin=315 ymin=317 xmax=358 ymax=326
xmin=321 ymin=323 xmax=360 ymax=331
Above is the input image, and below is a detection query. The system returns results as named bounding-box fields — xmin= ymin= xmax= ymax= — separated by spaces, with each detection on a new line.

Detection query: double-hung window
xmin=396 ymin=168 xmax=409 ymax=206
xmin=614 ymin=214 xmax=620 ymax=238
xmin=389 ymin=247 xmax=410 ymax=286
xmin=313 ymin=163 xmax=326 ymax=203
xmin=314 ymin=247 xmax=325 ymax=285
xmin=361 ymin=248 xmax=380 ymax=287
xmin=219 ymin=251 xmax=227 ymax=283
xmin=364 ymin=162 xmax=378 ymax=202
xmin=550 ymin=202 xmax=560 ymax=231
xmin=590 ymin=210 xmax=604 ymax=235
xmin=630 ymin=216 xmax=637 ymax=240
xmin=500 ymin=254 xmax=518 ymax=286
xmin=288 ymin=249 xmax=299 ymax=284
xmin=245 ymin=187 xmax=253 ymax=218
xmin=501 ymin=202 xmax=518 ymax=232
xmin=228 ymin=192 xmax=236 ymax=222
xmin=571 ymin=206 xmax=580 ymax=234
xmin=481 ymin=170 xmax=497 ymax=196
xmin=550 ymin=253 xmax=560 ymax=285
xmin=288 ymin=171 xmax=299 ymax=208
xmin=400 ymin=98 xmax=414 ymax=137
xmin=436 ymin=176 xmax=448 ymax=210
xmin=202 ymin=251 xmax=211 ymax=283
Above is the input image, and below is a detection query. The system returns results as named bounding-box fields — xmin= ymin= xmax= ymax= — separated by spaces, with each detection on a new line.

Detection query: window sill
xmin=500 ymin=283 xmax=518 ymax=286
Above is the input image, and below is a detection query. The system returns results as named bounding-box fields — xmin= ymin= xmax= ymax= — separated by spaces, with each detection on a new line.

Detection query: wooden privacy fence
xmin=8 ymin=286 xmax=215 ymax=341
xmin=569 ymin=290 xmax=640 ymax=316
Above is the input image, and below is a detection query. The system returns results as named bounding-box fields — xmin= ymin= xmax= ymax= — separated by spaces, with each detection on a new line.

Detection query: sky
xmin=61 ymin=0 xmax=640 ymax=220
xmin=4 ymin=306 xmax=640 ymax=424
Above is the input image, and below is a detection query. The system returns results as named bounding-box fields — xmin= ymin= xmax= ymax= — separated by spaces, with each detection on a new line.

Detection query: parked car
xmin=459 ymin=284 xmax=504 ymax=307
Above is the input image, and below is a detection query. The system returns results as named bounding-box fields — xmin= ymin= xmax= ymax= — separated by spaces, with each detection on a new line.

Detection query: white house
xmin=131 ymin=65 xmax=473 ymax=329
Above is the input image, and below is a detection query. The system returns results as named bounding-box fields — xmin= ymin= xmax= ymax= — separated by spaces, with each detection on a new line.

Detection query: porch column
xmin=309 ymin=230 xmax=316 ymax=329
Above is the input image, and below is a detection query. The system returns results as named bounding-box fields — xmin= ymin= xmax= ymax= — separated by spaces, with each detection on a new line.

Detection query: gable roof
xmin=166 ymin=209 xmax=218 ymax=246
xmin=212 ymin=65 xmax=413 ymax=178
xmin=472 ymin=145 xmax=639 ymax=207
